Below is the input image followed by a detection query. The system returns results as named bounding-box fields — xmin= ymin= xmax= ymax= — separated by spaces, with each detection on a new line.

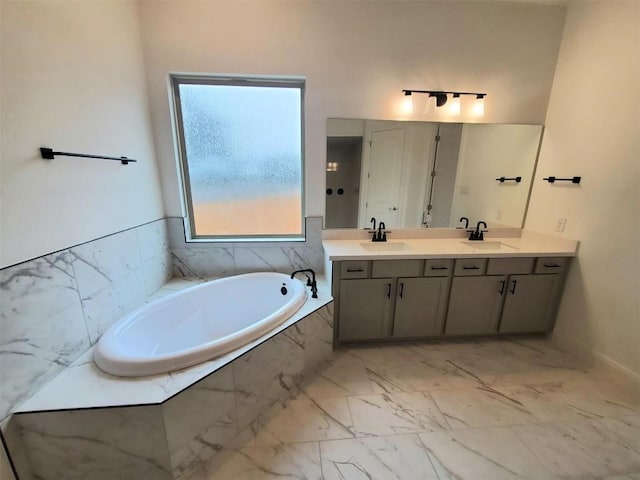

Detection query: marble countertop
xmin=16 ymin=276 xmax=332 ymax=414
xmin=323 ymin=230 xmax=578 ymax=261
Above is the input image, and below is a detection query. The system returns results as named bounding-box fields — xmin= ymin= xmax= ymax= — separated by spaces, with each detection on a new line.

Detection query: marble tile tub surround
xmin=168 ymin=216 xmax=325 ymax=278
xmin=0 ymin=218 xmax=171 ymax=424
xmin=8 ymin=302 xmax=334 ymax=480
xmin=189 ymin=337 xmax=640 ymax=480
xmin=15 ymin=276 xmax=332 ymax=413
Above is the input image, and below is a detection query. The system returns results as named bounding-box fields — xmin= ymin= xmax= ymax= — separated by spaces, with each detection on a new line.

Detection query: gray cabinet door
xmin=393 ymin=277 xmax=450 ymax=338
xmin=445 ymin=276 xmax=506 ymax=335
xmin=499 ymin=274 xmax=561 ymax=333
xmin=339 ymin=278 xmax=394 ymax=341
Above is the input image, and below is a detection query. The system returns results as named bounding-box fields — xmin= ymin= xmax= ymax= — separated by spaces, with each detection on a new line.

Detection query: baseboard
xmin=551 ymin=329 xmax=640 ymax=397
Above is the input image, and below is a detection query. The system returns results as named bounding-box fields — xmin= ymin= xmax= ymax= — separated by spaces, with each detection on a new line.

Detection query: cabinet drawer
xmin=340 ymin=261 xmax=369 ymax=279
xmin=487 ymin=258 xmax=534 ymax=275
xmin=424 ymin=259 xmax=454 ymax=277
xmin=535 ymin=257 xmax=567 ymax=274
xmin=454 ymin=258 xmax=487 ymax=276
xmin=372 ymin=260 xmax=423 ymax=278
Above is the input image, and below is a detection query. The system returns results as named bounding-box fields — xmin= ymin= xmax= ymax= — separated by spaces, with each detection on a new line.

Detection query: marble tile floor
xmin=188 ymin=337 xmax=640 ymax=480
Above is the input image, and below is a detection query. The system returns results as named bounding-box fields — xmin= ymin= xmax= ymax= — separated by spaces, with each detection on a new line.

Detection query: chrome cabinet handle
xmin=347 ymin=268 xmax=364 ymax=272
xmin=463 ymin=266 xmax=480 ymax=270
xmin=399 ymin=283 xmax=404 ymax=299
xmin=499 ymin=280 xmax=506 ymax=295
xmin=386 ymin=283 xmax=392 ymax=299
xmin=431 ymin=266 xmax=449 ymax=270
xmin=510 ymin=280 xmax=518 ymax=295
xmin=543 ymin=264 xmax=562 ymax=268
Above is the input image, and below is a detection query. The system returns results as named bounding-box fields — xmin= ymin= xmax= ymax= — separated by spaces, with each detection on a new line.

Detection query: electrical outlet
xmin=555 ymin=217 xmax=567 ymax=232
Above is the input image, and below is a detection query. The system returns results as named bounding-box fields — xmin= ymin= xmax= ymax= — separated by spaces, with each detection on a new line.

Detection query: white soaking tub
xmin=94 ymin=272 xmax=307 ymax=377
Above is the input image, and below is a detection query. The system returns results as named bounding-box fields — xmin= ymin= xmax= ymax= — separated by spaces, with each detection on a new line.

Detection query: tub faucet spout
xmin=291 ymin=269 xmax=318 ymax=298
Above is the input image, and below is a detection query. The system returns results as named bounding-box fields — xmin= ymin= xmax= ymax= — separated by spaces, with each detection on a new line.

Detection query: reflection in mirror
xmin=326 ymin=119 xmax=543 ymax=229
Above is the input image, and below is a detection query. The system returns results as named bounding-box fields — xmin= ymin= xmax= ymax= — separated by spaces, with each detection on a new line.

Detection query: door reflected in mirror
xmin=325 ymin=119 xmax=543 ymax=229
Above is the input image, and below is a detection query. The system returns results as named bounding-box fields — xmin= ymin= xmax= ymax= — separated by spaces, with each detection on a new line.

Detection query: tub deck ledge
xmin=15 ymin=275 xmax=333 ymax=414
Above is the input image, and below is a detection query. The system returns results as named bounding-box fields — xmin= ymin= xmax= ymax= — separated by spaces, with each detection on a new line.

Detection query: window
xmin=171 ymin=75 xmax=304 ymax=240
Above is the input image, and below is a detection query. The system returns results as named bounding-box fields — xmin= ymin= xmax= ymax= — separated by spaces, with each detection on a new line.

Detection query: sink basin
xmin=460 ymin=241 xmax=517 ymax=250
xmin=360 ymin=242 xmax=411 ymax=252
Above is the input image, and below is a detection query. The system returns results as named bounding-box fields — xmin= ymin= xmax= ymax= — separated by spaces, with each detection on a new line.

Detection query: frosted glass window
xmin=172 ymin=76 xmax=304 ymax=239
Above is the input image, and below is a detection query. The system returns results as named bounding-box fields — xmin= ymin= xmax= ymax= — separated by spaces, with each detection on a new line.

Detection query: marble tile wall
xmin=0 ymin=439 xmax=13 ymax=480
xmin=168 ymin=216 xmax=325 ymax=278
xmin=0 ymin=219 xmax=171 ymax=425
xmin=1 ymin=417 xmax=30 ymax=480
xmin=8 ymin=303 xmax=334 ymax=480
xmin=16 ymin=406 xmax=172 ymax=480
xmin=172 ymin=302 xmax=333 ymax=480
xmin=163 ymin=365 xmax=237 ymax=480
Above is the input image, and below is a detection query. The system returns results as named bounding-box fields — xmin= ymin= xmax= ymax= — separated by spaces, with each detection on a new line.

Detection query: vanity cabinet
xmin=338 ymin=278 xmax=395 ymax=341
xmin=445 ymin=275 xmax=506 ymax=335
xmin=497 ymin=257 xmax=567 ymax=333
xmin=393 ymin=277 xmax=450 ymax=338
xmin=333 ymin=255 xmax=569 ymax=344
xmin=445 ymin=257 xmax=565 ymax=336
xmin=499 ymin=274 xmax=561 ymax=333
xmin=335 ymin=259 xmax=451 ymax=342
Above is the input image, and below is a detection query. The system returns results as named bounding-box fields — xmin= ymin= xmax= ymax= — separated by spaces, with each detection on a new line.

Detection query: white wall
xmin=0 ymin=0 xmax=164 ymax=268
xmin=138 ymin=0 xmax=566 ymax=221
xmin=525 ymin=1 xmax=640 ymax=380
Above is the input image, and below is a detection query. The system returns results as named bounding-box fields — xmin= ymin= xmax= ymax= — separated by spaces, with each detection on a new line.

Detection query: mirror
xmin=325 ymin=119 xmax=543 ymax=229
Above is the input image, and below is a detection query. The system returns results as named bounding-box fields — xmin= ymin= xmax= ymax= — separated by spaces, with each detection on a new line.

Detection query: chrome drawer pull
xmin=543 ymin=264 xmax=562 ymax=268
xmin=431 ymin=266 xmax=449 ymax=270
xmin=462 ymin=266 xmax=480 ymax=270
xmin=347 ymin=268 xmax=364 ymax=272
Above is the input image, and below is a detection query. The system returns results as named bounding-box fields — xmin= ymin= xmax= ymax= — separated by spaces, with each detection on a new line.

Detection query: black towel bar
xmin=496 ymin=176 xmax=522 ymax=183
xmin=543 ymin=176 xmax=581 ymax=184
xmin=40 ymin=147 xmax=137 ymax=165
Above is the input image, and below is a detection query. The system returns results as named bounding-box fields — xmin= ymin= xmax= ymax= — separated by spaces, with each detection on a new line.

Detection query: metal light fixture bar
xmin=402 ymin=89 xmax=486 ymax=107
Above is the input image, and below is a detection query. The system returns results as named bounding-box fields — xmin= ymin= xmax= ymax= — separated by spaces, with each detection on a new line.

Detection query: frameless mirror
xmin=325 ymin=119 xmax=543 ymax=229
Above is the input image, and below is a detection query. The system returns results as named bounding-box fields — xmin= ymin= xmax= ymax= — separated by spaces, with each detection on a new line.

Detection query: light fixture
xmin=402 ymin=90 xmax=486 ymax=117
xmin=429 ymin=92 xmax=448 ymax=107
xmin=402 ymin=90 xmax=414 ymax=115
xmin=449 ymin=93 xmax=461 ymax=115
xmin=424 ymin=94 xmax=436 ymax=114
xmin=326 ymin=162 xmax=338 ymax=172
xmin=472 ymin=94 xmax=485 ymax=117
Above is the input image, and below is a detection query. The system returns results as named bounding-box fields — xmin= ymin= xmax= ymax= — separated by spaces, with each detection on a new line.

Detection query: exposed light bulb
xmin=425 ymin=94 xmax=436 ymax=114
xmin=473 ymin=94 xmax=485 ymax=117
xmin=402 ymin=91 xmax=413 ymax=115
xmin=449 ymin=93 xmax=461 ymax=115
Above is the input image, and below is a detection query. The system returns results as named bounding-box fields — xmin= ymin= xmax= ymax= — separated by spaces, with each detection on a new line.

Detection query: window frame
xmin=170 ymin=74 xmax=306 ymax=242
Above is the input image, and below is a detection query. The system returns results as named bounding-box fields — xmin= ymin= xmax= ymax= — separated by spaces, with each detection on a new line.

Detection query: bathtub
xmin=94 ymin=272 xmax=308 ymax=377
